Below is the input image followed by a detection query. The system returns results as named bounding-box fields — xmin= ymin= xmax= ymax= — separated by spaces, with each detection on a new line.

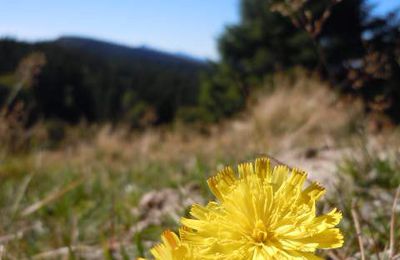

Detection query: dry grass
xmin=37 ymin=72 xmax=364 ymax=175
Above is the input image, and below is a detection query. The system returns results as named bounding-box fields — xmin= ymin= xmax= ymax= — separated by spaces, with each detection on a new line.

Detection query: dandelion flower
xmin=180 ymin=157 xmax=343 ymax=259
xmin=150 ymin=229 xmax=193 ymax=260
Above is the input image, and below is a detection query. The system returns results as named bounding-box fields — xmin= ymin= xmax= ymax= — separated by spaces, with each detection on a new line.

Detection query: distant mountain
xmin=54 ymin=36 xmax=206 ymax=66
xmin=0 ymin=36 xmax=209 ymax=124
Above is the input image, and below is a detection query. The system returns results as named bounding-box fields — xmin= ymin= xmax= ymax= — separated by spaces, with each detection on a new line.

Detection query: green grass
xmin=0 ymin=155 xmax=216 ymax=259
xmin=1 ymin=145 xmax=400 ymax=259
xmin=334 ymin=150 xmax=400 ymax=258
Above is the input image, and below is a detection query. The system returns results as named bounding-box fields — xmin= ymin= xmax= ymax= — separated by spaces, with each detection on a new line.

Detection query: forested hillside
xmin=0 ymin=37 xmax=207 ymax=125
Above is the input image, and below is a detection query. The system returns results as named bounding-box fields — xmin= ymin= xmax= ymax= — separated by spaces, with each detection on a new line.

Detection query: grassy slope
xmin=1 ymin=72 xmax=400 ymax=259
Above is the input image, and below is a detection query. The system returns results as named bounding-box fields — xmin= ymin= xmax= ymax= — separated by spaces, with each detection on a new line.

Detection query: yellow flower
xmin=180 ymin=157 xmax=343 ymax=259
xmin=149 ymin=229 xmax=193 ymax=260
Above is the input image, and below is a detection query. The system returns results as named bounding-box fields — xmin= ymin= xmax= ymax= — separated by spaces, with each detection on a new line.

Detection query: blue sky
xmin=370 ymin=0 xmax=399 ymax=15
xmin=0 ymin=0 xmax=397 ymax=60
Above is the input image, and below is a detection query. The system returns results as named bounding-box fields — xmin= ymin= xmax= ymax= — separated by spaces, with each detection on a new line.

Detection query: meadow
xmin=1 ymin=72 xmax=400 ymax=259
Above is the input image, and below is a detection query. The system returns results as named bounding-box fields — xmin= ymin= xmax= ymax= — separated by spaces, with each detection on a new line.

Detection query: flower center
xmin=253 ymin=229 xmax=269 ymax=243
xmin=252 ymin=220 xmax=271 ymax=244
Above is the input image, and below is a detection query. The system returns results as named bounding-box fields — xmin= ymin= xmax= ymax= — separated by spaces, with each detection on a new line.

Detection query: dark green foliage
xmin=320 ymin=0 xmax=365 ymax=65
xmin=198 ymin=63 xmax=246 ymax=122
xmin=201 ymin=0 xmax=400 ymax=122
xmin=199 ymin=0 xmax=322 ymax=121
xmin=0 ymin=37 xmax=207 ymax=125
xmin=220 ymin=0 xmax=317 ymax=75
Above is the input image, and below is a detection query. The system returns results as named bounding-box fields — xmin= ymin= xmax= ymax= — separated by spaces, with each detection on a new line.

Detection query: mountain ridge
xmin=53 ymin=35 xmax=206 ymax=65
